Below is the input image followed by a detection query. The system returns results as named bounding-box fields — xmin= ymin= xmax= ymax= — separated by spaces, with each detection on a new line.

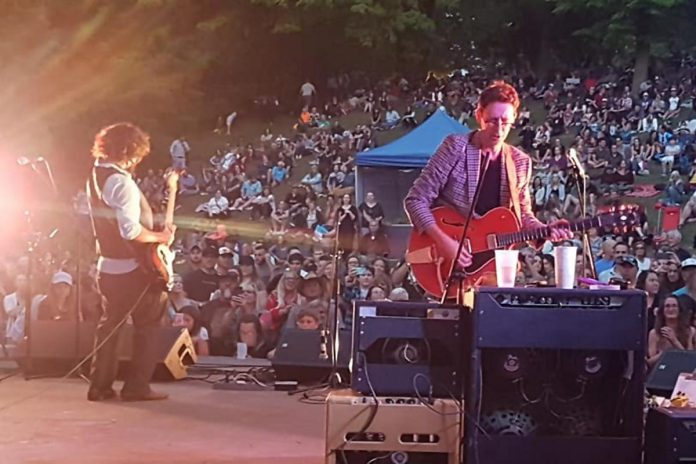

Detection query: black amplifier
xmin=463 ymin=287 xmax=646 ymax=464
xmin=645 ymin=407 xmax=696 ymax=464
xmin=350 ymin=300 xmax=464 ymax=398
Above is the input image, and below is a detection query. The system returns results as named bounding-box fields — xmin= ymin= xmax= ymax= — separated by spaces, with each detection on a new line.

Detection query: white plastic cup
xmin=494 ymin=249 xmax=519 ymax=288
xmin=236 ymin=342 xmax=248 ymax=359
xmin=554 ymin=246 xmax=578 ymax=289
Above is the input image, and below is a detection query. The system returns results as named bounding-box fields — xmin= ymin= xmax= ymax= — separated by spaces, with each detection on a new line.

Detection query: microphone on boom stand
xmin=566 ymin=147 xmax=597 ymax=279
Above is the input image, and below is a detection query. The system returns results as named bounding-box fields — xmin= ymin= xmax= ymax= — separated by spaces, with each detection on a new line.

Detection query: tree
xmin=251 ymin=0 xmax=457 ymax=75
xmin=552 ymin=0 xmax=689 ymax=94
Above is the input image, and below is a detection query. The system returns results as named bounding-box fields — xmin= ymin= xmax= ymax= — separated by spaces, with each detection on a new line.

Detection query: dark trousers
xmin=89 ymin=269 xmax=166 ymax=394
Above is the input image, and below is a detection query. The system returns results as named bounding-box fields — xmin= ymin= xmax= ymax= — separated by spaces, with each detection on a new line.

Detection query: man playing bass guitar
xmin=404 ymin=81 xmax=571 ymax=293
xmin=86 ymin=123 xmax=177 ymax=402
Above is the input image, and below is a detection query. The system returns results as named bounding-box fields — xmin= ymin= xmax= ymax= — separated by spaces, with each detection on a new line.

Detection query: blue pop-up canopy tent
xmin=356 ymin=109 xmax=470 ymax=169
xmin=355 ymin=109 xmax=469 ymax=219
xmin=354 ymin=109 xmax=469 ymax=257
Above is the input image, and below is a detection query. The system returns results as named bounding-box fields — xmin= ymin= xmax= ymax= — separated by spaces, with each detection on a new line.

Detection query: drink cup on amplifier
xmin=553 ymin=246 xmax=577 ymax=289
xmin=236 ymin=342 xmax=248 ymax=359
xmin=494 ymin=249 xmax=519 ymax=288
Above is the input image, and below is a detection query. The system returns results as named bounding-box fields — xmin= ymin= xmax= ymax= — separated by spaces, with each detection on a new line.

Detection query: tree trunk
xmin=631 ymin=40 xmax=650 ymax=97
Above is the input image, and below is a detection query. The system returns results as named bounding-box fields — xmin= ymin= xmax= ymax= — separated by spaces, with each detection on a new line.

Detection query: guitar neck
xmin=163 ymin=188 xmax=177 ymax=229
xmin=496 ymin=216 xmax=601 ymax=247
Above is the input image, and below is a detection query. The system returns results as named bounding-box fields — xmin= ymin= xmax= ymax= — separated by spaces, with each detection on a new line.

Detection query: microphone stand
xmin=289 ymin=210 xmax=345 ymax=395
xmin=38 ymin=158 xmax=58 ymax=193
xmin=568 ymin=149 xmax=597 ymax=279
xmin=327 ymin=210 xmax=345 ymax=387
xmin=23 ymin=211 xmax=38 ymax=378
xmin=439 ymin=153 xmax=492 ymax=305
xmin=19 ymin=156 xmax=67 ymax=379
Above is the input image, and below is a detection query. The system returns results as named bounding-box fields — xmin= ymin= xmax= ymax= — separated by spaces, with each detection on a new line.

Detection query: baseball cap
xmin=51 ymin=271 xmax=73 ymax=286
xmin=616 ymin=255 xmax=638 ymax=268
xmin=218 ymin=247 xmax=234 ymax=256
xmin=681 ymin=257 xmax=696 ymax=269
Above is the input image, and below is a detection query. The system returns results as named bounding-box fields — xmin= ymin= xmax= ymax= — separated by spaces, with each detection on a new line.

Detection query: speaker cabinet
xmin=645 ymin=407 xmax=696 ymax=464
xmin=23 ymin=321 xmax=196 ymax=380
xmin=463 ymin=288 xmax=646 ymax=464
xmin=646 ymin=351 xmax=696 ymax=397
xmin=272 ymin=328 xmax=350 ymax=384
xmin=351 ymin=301 xmax=462 ymax=398
xmin=324 ymin=389 xmax=460 ymax=464
xmin=117 ymin=326 xmax=197 ymax=380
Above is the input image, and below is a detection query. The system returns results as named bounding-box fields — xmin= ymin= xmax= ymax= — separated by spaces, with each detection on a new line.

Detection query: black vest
xmin=87 ymin=165 xmax=150 ymax=260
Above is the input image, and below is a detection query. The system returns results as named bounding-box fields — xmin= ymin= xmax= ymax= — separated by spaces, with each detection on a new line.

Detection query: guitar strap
xmin=504 ymin=144 xmax=522 ymax=222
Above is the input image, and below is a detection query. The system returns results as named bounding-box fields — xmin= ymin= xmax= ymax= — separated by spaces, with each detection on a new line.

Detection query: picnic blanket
xmin=625 ymin=184 xmax=661 ymax=198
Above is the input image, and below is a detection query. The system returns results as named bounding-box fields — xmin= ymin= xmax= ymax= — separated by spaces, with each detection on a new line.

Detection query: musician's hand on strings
xmin=160 ymin=223 xmax=177 ymax=246
xmin=439 ymin=236 xmax=473 ymax=269
xmin=164 ymin=168 xmax=180 ymax=193
xmin=548 ymin=219 xmax=572 ymax=241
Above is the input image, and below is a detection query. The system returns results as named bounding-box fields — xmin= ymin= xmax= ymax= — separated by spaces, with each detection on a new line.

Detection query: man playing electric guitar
xmin=86 ymin=123 xmax=178 ymax=402
xmin=404 ymin=81 xmax=571 ymax=292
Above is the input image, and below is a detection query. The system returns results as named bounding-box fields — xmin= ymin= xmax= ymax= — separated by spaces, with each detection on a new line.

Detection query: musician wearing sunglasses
xmin=87 ymin=123 xmax=177 ymax=402
xmin=405 ymin=81 xmax=571 ymax=290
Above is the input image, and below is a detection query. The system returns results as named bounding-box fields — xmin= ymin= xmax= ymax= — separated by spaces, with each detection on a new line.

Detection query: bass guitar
xmin=406 ymin=205 xmax=639 ymax=299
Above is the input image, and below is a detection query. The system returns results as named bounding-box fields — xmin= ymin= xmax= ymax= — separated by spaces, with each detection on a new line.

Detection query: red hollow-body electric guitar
xmin=406 ymin=205 xmax=638 ymax=299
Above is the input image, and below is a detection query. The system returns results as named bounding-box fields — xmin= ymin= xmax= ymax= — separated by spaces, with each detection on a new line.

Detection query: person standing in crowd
xmin=299 ymin=79 xmax=316 ymax=109
xmin=647 ymin=296 xmax=695 ymax=369
xmin=36 ymin=271 xmax=74 ymax=321
xmin=3 ymin=274 xmax=29 ymax=345
xmin=636 ymin=270 xmax=662 ymax=337
xmin=170 ymin=136 xmax=190 ymax=170
xmin=183 ymin=247 xmax=220 ymax=303
xmin=336 ymin=193 xmax=359 ymax=254
xmin=87 ymin=123 xmax=177 ymax=402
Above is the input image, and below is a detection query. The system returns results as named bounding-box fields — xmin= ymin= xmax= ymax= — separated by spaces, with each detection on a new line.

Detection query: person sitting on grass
xmin=195 ymin=190 xmax=229 ymax=218
xmin=663 ymin=170 xmax=686 ymax=205
xmin=229 ymin=175 xmax=262 ymax=211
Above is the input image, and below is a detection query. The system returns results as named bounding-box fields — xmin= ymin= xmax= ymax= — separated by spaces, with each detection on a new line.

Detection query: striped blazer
xmin=404 ymin=132 xmax=543 ymax=233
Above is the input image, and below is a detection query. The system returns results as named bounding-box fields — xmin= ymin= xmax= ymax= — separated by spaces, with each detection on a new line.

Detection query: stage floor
xmin=0 ymin=375 xmax=326 ymax=464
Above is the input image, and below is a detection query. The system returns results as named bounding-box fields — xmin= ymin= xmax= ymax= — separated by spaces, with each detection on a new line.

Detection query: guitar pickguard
xmin=465 ymin=249 xmax=496 ymax=276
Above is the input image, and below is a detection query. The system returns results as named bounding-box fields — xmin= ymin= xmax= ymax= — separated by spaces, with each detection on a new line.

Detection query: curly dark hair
xmin=91 ymin=122 xmax=150 ymax=163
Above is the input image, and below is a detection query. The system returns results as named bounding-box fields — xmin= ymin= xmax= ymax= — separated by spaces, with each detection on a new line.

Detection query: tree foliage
xmin=0 ymin=0 xmax=694 ymax=152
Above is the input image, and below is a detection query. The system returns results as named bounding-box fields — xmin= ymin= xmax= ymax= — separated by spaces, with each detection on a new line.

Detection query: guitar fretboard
xmin=496 ymin=215 xmax=603 ymax=247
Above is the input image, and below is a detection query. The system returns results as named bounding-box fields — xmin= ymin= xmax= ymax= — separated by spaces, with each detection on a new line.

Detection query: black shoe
xmin=87 ymin=387 xmax=118 ymax=402
xmin=120 ymin=389 xmax=169 ymax=402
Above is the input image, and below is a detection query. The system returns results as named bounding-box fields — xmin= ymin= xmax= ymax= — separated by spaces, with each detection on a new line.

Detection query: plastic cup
xmin=236 ymin=342 xmax=248 ymax=359
xmin=494 ymin=249 xmax=519 ymax=288
xmin=554 ymin=246 xmax=578 ymax=289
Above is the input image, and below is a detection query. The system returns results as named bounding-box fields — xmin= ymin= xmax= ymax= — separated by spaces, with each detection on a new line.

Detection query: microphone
xmin=567 ymin=148 xmax=586 ymax=178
